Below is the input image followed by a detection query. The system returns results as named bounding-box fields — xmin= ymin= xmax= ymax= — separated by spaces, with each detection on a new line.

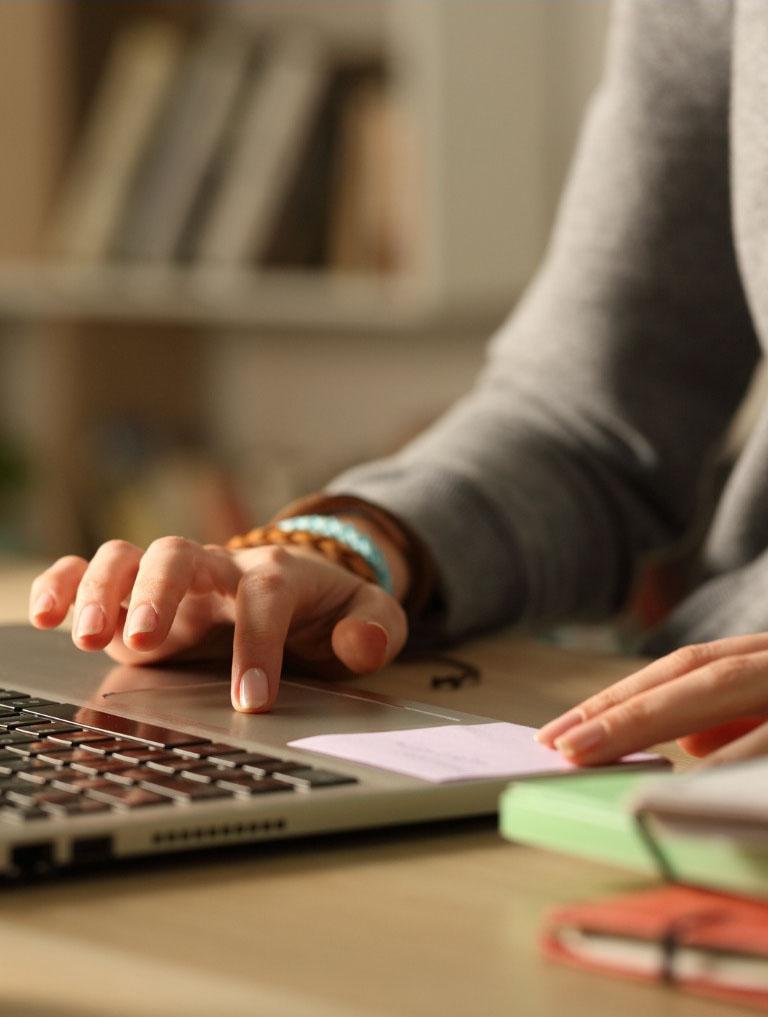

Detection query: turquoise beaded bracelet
xmin=276 ymin=515 xmax=393 ymax=595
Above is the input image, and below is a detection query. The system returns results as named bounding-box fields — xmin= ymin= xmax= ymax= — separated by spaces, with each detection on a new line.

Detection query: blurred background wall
xmin=0 ymin=0 xmax=609 ymax=560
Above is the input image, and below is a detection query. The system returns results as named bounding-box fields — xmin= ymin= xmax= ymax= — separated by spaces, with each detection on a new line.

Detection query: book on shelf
xmin=46 ymin=15 xmax=422 ymax=281
xmin=47 ymin=20 xmax=183 ymax=261
xmin=327 ymin=72 xmax=422 ymax=275
xmin=193 ymin=32 xmax=332 ymax=267
xmin=113 ymin=21 xmax=253 ymax=263
xmin=257 ymin=62 xmax=350 ymax=269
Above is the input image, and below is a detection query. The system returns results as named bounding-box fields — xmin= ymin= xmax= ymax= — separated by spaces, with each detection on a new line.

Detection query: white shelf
xmin=0 ymin=261 xmax=459 ymax=332
xmin=221 ymin=0 xmax=388 ymax=56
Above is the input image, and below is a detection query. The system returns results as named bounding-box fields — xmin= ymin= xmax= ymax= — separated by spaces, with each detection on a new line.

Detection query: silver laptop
xmin=0 ymin=624 xmax=664 ymax=880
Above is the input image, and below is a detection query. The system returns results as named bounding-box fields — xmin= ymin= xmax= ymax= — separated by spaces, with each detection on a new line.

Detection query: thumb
xmin=331 ymin=584 xmax=408 ymax=674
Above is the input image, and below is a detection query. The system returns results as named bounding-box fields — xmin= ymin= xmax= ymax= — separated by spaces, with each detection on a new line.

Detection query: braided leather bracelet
xmin=226 ymin=523 xmax=380 ymax=587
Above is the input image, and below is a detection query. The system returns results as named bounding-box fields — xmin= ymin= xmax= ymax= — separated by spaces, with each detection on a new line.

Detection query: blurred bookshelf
xmin=0 ymin=0 xmax=609 ymax=557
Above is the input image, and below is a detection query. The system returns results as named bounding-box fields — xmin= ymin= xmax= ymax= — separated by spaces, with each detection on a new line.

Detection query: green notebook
xmin=499 ymin=771 xmax=768 ymax=898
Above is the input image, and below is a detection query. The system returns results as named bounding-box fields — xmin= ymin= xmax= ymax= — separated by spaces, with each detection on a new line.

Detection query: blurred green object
xmin=499 ymin=771 xmax=768 ymax=899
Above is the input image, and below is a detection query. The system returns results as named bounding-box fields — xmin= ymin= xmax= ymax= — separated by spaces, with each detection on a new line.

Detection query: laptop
xmin=0 ymin=624 xmax=664 ymax=880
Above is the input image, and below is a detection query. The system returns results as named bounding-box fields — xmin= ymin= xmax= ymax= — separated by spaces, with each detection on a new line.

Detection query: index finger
xmin=230 ymin=548 xmax=297 ymax=713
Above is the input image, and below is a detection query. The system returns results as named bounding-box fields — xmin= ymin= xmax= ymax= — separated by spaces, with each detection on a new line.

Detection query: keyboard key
xmin=138 ymin=776 xmax=234 ymax=802
xmin=16 ymin=767 xmax=61 ymax=786
xmin=51 ymin=776 xmax=113 ymax=794
xmin=12 ymin=723 xmax=81 ymax=738
xmin=173 ymin=767 xmax=290 ymax=795
xmin=41 ymin=798 xmax=111 ymax=817
xmin=145 ymin=757 xmax=212 ymax=776
xmin=20 ymin=704 xmax=206 ymax=749
xmin=167 ymin=742 xmax=215 ymax=760
xmin=0 ymin=806 xmax=48 ymax=822
xmin=0 ymin=777 xmax=40 ymax=795
xmin=6 ymin=787 xmax=46 ymax=807
xmin=0 ymin=717 xmax=42 ymax=731
xmin=7 ymin=701 xmax=79 ymax=721
xmin=171 ymin=742 xmax=235 ymax=761
xmin=45 ymin=731 xmax=119 ymax=749
xmin=0 ymin=733 xmax=35 ymax=748
xmin=70 ymin=758 xmax=134 ymax=778
xmin=85 ymin=785 xmax=171 ymax=809
xmin=272 ymin=768 xmax=358 ymax=791
xmin=241 ymin=760 xmax=304 ymax=777
xmin=35 ymin=747 xmax=83 ymax=766
xmin=110 ymin=748 xmax=177 ymax=764
xmin=176 ymin=767 xmax=216 ymax=784
xmin=99 ymin=767 xmax=148 ymax=785
xmin=16 ymin=757 xmax=65 ymax=774
xmin=214 ymin=773 xmax=293 ymax=795
xmin=184 ymin=767 xmax=248 ymax=788
xmin=6 ymin=740 xmax=63 ymax=758
xmin=205 ymin=751 xmax=277 ymax=769
xmin=2 ymin=697 xmax=56 ymax=710
xmin=0 ymin=758 xmax=28 ymax=776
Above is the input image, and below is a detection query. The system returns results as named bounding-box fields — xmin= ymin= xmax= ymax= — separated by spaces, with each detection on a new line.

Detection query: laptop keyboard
xmin=0 ymin=688 xmax=357 ymax=824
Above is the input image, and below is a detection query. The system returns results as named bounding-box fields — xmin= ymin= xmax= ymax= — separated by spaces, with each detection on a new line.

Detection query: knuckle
xmin=149 ymin=534 xmax=192 ymax=555
xmin=669 ymin=643 xmax=712 ymax=673
xmin=96 ymin=539 xmax=138 ymax=562
xmin=706 ymin=655 xmax=753 ymax=688
xmin=586 ymin=690 xmax=621 ymax=716
xmin=608 ymin=697 xmax=651 ymax=734
xmin=50 ymin=554 xmax=87 ymax=574
xmin=253 ymin=544 xmax=293 ymax=570
xmin=240 ymin=564 xmax=290 ymax=600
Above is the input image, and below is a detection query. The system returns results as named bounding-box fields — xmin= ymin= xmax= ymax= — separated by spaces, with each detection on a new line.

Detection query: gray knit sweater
xmin=330 ymin=0 xmax=768 ymax=653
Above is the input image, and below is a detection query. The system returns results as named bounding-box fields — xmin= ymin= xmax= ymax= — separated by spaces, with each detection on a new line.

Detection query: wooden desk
xmin=0 ymin=562 xmax=713 ymax=1017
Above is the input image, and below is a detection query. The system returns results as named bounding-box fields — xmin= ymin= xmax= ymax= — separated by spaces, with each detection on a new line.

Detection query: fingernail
xmin=535 ymin=708 xmax=585 ymax=745
xmin=365 ymin=621 xmax=389 ymax=649
xmin=76 ymin=603 xmax=105 ymax=639
xmin=238 ymin=667 xmax=270 ymax=711
xmin=126 ymin=604 xmax=158 ymax=638
xmin=556 ymin=719 xmax=606 ymax=758
xmin=31 ymin=592 xmax=55 ymax=617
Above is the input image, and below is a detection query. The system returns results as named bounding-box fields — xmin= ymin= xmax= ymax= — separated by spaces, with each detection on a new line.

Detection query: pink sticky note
xmin=288 ymin=722 xmax=660 ymax=784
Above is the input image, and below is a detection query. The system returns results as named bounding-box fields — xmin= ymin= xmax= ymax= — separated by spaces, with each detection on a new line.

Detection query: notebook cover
xmin=542 ymin=884 xmax=768 ymax=1010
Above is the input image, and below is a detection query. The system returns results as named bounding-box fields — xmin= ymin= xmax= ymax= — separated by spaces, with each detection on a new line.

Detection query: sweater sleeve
xmin=328 ymin=0 xmax=760 ymax=641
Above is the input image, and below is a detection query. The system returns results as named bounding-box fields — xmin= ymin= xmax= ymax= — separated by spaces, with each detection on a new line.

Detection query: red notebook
xmin=542 ymin=884 xmax=768 ymax=1011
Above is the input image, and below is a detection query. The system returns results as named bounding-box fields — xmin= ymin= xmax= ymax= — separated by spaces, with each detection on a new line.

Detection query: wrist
xmin=337 ymin=514 xmax=411 ymax=603
xmin=268 ymin=492 xmax=436 ymax=620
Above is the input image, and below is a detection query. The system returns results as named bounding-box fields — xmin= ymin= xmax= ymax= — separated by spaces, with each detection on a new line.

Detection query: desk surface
xmin=0 ymin=561 xmax=715 ymax=1017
